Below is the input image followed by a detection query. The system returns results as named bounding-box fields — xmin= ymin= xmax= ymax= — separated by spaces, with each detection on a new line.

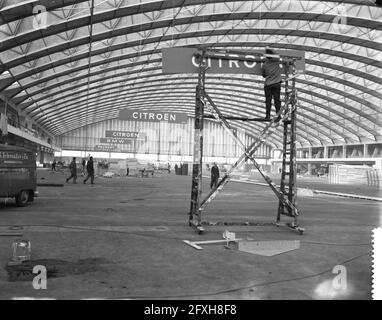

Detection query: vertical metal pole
xmin=157 ymin=124 xmax=161 ymax=162
xmin=277 ymin=122 xmax=288 ymax=222
xmin=289 ymin=75 xmax=298 ymax=224
xmin=189 ymin=51 xmax=206 ymax=228
xmin=277 ymin=59 xmax=299 ymax=225
xmin=1 ymin=98 xmax=9 ymax=144
xmin=277 ymin=63 xmax=290 ymax=222
xmin=4 ymin=97 xmax=8 ymax=118
xmin=134 ymin=121 xmax=137 ymax=157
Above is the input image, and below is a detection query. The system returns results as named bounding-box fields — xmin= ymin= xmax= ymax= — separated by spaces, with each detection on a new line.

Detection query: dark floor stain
xmin=153 ymin=226 xmax=167 ymax=231
xmin=202 ymin=221 xmax=274 ymax=226
xmin=5 ymin=258 xmax=110 ymax=282
xmin=37 ymin=183 xmax=64 ymax=187
xmin=119 ymin=198 xmax=145 ymax=203
xmin=9 ymin=226 xmax=23 ymax=231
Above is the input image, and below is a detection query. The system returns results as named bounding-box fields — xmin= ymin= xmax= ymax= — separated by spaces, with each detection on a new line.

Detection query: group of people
xmin=66 ymin=156 xmax=95 ymax=185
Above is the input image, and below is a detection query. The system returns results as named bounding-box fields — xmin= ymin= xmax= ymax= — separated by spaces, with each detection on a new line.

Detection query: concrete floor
xmin=0 ymin=169 xmax=380 ymax=300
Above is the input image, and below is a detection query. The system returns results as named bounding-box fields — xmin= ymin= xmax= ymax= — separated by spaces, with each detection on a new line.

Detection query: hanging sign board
xmin=94 ymin=145 xmax=118 ymax=152
xmin=119 ymin=109 xmax=188 ymax=124
xmin=162 ymin=48 xmax=305 ymax=75
xmin=105 ymin=131 xmax=146 ymax=139
xmin=100 ymin=138 xmax=133 ymax=145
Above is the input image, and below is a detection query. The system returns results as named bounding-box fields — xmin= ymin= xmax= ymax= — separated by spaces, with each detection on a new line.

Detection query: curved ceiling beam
xmin=1 ymin=0 xmax=380 ymax=52
xmin=3 ymin=26 xmax=380 ymax=92
xmin=9 ymin=40 xmax=382 ymax=105
xmin=22 ymin=58 xmax=378 ymax=116
xmin=2 ymin=12 xmax=380 ymax=69
xmin=26 ymin=72 xmax=379 ymax=137
xmin=11 ymin=57 xmax=379 ymax=113
xmin=8 ymin=30 xmax=381 ymax=102
xmin=30 ymin=71 xmax=378 ymax=116
xmin=12 ymin=55 xmax=380 ymax=118
xmin=4 ymin=34 xmax=381 ymax=107
xmin=1 ymin=0 xmax=376 ymax=25
xmin=0 ymin=0 xmax=89 ymax=24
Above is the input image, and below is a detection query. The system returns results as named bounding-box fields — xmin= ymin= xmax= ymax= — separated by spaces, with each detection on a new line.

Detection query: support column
xmin=343 ymin=145 xmax=347 ymax=158
xmin=351 ymin=146 xmax=357 ymax=158
xmin=0 ymin=98 xmax=8 ymax=144
xmin=308 ymin=147 xmax=312 ymax=175
xmin=324 ymin=145 xmax=329 ymax=159
xmin=189 ymin=85 xmax=204 ymax=227
xmin=364 ymin=144 xmax=368 ymax=157
xmin=189 ymin=51 xmax=207 ymax=232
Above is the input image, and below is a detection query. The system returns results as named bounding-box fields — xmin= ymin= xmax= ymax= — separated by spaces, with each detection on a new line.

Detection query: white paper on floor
xmin=238 ymin=240 xmax=300 ymax=256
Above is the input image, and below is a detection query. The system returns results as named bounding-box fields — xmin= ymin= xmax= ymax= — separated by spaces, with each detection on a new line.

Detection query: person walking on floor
xmin=262 ymin=48 xmax=282 ymax=121
xmin=210 ymin=162 xmax=220 ymax=189
xmin=66 ymin=157 xmax=77 ymax=184
xmin=81 ymin=158 xmax=86 ymax=176
xmin=83 ymin=156 xmax=95 ymax=184
xmin=51 ymin=159 xmax=56 ymax=172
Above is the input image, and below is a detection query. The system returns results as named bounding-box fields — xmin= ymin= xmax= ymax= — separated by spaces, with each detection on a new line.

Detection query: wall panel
xmin=58 ymin=118 xmax=272 ymax=159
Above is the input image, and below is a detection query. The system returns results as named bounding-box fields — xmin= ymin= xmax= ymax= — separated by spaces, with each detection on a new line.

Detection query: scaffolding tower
xmin=188 ymin=48 xmax=304 ymax=235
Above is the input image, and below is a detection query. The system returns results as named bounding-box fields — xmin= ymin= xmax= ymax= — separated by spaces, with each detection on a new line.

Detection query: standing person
xmin=66 ymin=157 xmax=77 ymax=184
xmin=51 ymin=159 xmax=56 ymax=172
xmin=81 ymin=158 xmax=86 ymax=176
xmin=261 ymin=48 xmax=282 ymax=121
xmin=210 ymin=163 xmax=220 ymax=189
xmin=83 ymin=156 xmax=95 ymax=184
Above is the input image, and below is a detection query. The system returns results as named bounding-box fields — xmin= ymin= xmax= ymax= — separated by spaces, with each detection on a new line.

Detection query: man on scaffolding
xmin=262 ymin=48 xmax=282 ymax=121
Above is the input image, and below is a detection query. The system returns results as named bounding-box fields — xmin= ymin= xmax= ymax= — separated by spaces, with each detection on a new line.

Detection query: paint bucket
xmin=12 ymin=240 xmax=31 ymax=262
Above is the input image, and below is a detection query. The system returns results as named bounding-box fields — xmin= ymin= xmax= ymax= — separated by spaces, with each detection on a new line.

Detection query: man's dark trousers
xmin=210 ymin=176 xmax=218 ymax=189
xmin=264 ymin=82 xmax=281 ymax=118
xmin=84 ymin=171 xmax=94 ymax=184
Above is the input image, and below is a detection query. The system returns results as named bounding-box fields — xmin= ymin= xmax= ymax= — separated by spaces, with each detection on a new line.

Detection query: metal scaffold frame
xmin=188 ymin=48 xmax=304 ymax=235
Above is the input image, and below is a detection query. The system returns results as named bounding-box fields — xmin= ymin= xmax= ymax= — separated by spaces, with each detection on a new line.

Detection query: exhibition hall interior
xmin=0 ymin=0 xmax=381 ymax=300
